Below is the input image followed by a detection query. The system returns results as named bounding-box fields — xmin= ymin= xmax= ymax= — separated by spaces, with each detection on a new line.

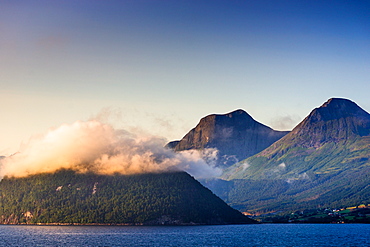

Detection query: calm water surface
xmin=0 ymin=224 xmax=369 ymax=246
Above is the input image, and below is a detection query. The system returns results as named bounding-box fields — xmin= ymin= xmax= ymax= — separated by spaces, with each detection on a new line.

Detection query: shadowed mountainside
xmin=168 ymin=109 xmax=288 ymax=168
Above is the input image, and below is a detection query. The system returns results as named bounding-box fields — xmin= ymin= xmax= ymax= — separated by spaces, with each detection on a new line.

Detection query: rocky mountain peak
xmin=308 ymin=98 xmax=370 ymax=123
xmin=169 ymin=109 xmax=289 ymax=168
xmin=197 ymin=109 xmax=258 ymax=132
xmin=282 ymin=98 xmax=370 ymax=149
xmin=225 ymin=109 xmax=252 ymax=118
xmin=219 ymin=98 xmax=370 ymax=214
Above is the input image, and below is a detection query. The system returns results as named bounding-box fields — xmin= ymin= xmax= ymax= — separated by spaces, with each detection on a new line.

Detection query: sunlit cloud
xmin=0 ymin=120 xmax=221 ymax=179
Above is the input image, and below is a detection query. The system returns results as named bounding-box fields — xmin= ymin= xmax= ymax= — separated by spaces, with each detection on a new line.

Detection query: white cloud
xmin=0 ymin=120 xmax=220 ymax=179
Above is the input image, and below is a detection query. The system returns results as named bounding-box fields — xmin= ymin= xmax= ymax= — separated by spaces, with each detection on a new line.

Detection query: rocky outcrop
xmin=168 ymin=109 xmax=288 ymax=168
xmin=287 ymin=98 xmax=370 ymax=148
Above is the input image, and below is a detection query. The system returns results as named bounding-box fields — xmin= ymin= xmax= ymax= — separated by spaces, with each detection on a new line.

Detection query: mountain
xmin=168 ymin=109 xmax=289 ymax=168
xmin=0 ymin=169 xmax=256 ymax=225
xmin=210 ymin=98 xmax=370 ymax=214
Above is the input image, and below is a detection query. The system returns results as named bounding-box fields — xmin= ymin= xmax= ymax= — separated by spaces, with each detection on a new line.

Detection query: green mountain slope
xmin=0 ymin=170 xmax=255 ymax=225
xmin=211 ymin=98 xmax=370 ymax=214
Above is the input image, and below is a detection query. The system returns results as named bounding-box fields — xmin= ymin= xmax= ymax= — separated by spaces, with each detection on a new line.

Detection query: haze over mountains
xmin=170 ymin=98 xmax=370 ymax=214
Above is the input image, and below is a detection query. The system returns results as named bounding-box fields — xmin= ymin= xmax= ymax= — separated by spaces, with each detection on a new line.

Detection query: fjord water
xmin=1 ymin=224 xmax=369 ymax=246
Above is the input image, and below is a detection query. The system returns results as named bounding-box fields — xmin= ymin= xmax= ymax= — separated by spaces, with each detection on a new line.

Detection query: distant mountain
xmin=168 ymin=109 xmax=289 ymax=168
xmin=209 ymin=98 xmax=370 ymax=214
xmin=0 ymin=170 xmax=256 ymax=225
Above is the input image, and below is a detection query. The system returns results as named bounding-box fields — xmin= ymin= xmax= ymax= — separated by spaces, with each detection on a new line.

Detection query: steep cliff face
xmin=216 ymin=98 xmax=370 ymax=214
xmin=225 ymin=98 xmax=370 ymax=180
xmin=286 ymin=98 xmax=370 ymax=148
xmin=169 ymin=109 xmax=288 ymax=168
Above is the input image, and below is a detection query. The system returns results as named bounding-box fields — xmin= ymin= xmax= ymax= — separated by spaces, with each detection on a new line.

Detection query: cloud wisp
xmin=0 ymin=121 xmax=221 ymax=179
xmin=270 ymin=115 xmax=301 ymax=131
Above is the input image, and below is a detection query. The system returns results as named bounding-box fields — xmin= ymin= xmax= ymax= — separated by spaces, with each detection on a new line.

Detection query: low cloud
xmin=261 ymin=162 xmax=311 ymax=182
xmin=263 ymin=162 xmax=287 ymax=178
xmin=0 ymin=121 xmax=221 ymax=179
xmin=217 ymin=127 xmax=233 ymax=139
xmin=270 ymin=115 xmax=301 ymax=131
xmin=241 ymin=161 xmax=250 ymax=171
xmin=222 ymin=155 xmax=239 ymax=167
xmin=271 ymin=162 xmax=286 ymax=174
xmin=286 ymin=172 xmax=310 ymax=183
xmin=278 ymin=162 xmax=286 ymax=169
xmin=90 ymin=107 xmax=187 ymax=142
xmin=89 ymin=107 xmax=123 ymax=124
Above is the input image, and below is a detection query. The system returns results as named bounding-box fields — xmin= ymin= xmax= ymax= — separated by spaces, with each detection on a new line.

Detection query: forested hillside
xmin=0 ymin=170 xmax=255 ymax=225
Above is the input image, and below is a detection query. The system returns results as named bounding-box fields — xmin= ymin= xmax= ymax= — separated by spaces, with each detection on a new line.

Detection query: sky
xmin=1 ymin=0 xmax=369 ymax=155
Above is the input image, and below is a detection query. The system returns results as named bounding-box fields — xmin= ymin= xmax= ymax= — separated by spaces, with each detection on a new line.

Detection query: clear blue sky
xmin=1 ymin=0 xmax=369 ymax=154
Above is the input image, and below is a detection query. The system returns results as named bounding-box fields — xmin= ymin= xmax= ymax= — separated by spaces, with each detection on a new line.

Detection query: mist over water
xmin=0 ymin=121 xmax=221 ymax=179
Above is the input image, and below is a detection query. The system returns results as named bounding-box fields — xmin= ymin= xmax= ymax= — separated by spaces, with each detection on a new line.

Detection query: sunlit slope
xmin=218 ymin=98 xmax=370 ymax=213
xmin=0 ymin=170 xmax=255 ymax=225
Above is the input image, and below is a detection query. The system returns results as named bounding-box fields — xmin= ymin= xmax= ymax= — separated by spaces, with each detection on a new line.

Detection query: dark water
xmin=0 ymin=224 xmax=369 ymax=246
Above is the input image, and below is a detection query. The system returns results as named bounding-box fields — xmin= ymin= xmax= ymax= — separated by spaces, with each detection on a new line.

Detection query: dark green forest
xmin=0 ymin=169 xmax=255 ymax=225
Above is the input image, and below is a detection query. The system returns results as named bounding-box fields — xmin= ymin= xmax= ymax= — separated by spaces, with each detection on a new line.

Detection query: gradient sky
xmin=1 ymin=0 xmax=369 ymax=154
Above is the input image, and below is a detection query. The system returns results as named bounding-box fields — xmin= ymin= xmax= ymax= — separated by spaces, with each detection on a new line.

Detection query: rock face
xmin=168 ymin=109 xmax=289 ymax=168
xmin=286 ymin=98 xmax=370 ymax=148
xmin=216 ymin=98 xmax=370 ymax=214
